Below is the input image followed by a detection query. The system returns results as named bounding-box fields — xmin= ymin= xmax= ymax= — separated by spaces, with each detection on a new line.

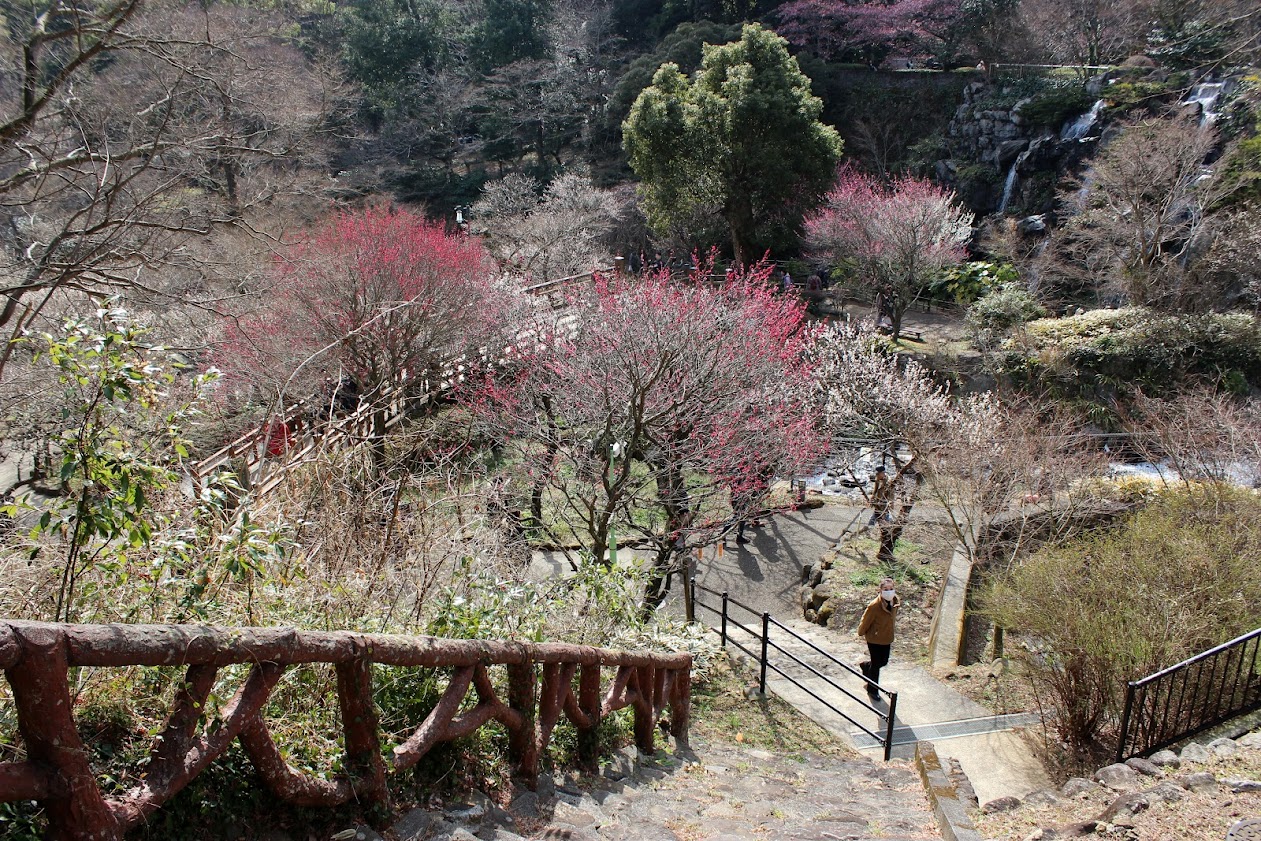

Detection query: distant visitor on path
xmin=264 ymin=415 xmax=292 ymax=459
xmin=868 ymin=465 xmax=893 ymax=525
xmin=857 ymin=577 xmax=900 ymax=698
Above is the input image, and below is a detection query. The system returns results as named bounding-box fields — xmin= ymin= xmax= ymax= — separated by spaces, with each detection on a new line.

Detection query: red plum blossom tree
xmin=473 ymin=259 xmax=824 ymax=609
xmin=776 ymin=0 xmax=963 ymax=65
xmin=805 ymin=166 xmax=972 ymax=340
xmin=218 ymin=206 xmax=508 ymax=404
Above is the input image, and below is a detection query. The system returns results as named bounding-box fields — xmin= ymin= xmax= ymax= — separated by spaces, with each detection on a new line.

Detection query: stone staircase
xmin=352 ymin=737 xmax=943 ymax=840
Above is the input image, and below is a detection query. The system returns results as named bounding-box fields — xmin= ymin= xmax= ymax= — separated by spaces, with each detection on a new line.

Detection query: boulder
xmin=1061 ymin=777 xmax=1097 ymax=797
xmin=1237 ymin=731 xmax=1261 ymax=749
xmin=1124 ymin=757 xmax=1162 ymax=777
xmin=1210 ymin=737 xmax=1239 ymax=757
xmin=1148 ymin=782 xmax=1184 ymax=803
xmin=996 ymin=139 xmax=1028 ymax=167
xmin=816 ymin=599 xmax=836 ymax=625
xmin=1017 ymin=215 xmax=1048 ymax=235
xmin=1023 ymin=788 xmax=1060 ymax=806
xmin=509 ymin=792 xmax=540 ymax=818
xmin=1225 ymin=778 xmax=1261 ymax=793
xmin=982 ymin=795 xmax=1022 ymax=813
xmin=1179 ymin=742 xmax=1211 ymax=764
xmin=1148 ymin=749 xmax=1179 ymax=768
xmin=1096 ymin=792 xmax=1149 ymax=823
xmin=393 ymin=809 xmax=449 ymax=841
xmin=1093 ymin=763 xmax=1139 ymax=790
xmin=1180 ymin=771 xmax=1218 ymax=792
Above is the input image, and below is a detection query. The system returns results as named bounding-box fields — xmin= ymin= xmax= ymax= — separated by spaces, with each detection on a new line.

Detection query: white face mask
xmin=881 ymin=589 xmax=896 ymax=601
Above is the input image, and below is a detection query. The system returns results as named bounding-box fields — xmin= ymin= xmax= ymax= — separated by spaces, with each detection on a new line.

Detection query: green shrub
xmin=939 ymin=261 xmax=1021 ymax=305
xmin=996 ymin=307 xmax=1261 ymax=399
xmin=1100 ymin=80 xmax=1180 ymax=112
xmin=966 ymin=282 xmax=1047 ymax=350
xmin=1218 ymin=133 xmax=1261 ymax=207
xmin=980 ymin=484 xmax=1261 ymax=756
xmin=1014 ymin=85 xmax=1095 ymax=128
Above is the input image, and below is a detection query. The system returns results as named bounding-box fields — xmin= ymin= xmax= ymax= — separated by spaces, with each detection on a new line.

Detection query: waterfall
xmin=998 ymin=162 xmax=1019 ymax=213
xmin=1069 ymin=168 xmax=1096 ymax=213
xmin=1183 ymin=82 xmax=1226 ymax=126
xmin=998 ymin=149 xmax=1032 ymax=214
xmin=1060 ymin=99 xmax=1106 ymax=141
xmin=1026 ymin=239 xmax=1049 ymax=297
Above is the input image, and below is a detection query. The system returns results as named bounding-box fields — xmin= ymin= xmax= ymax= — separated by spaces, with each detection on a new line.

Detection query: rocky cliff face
xmin=937 ymin=80 xmax=1104 ymax=217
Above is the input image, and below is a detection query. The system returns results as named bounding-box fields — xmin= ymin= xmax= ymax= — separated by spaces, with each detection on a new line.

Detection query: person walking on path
xmin=857 ymin=577 xmax=900 ymax=698
xmin=868 ymin=465 xmax=893 ymax=525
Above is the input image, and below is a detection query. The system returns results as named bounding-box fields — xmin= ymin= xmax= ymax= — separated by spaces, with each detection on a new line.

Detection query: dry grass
xmin=689 ymin=656 xmax=855 ymax=759
xmin=932 ymin=650 xmax=1044 ymax=717
xmin=815 ymin=516 xmax=956 ymax=664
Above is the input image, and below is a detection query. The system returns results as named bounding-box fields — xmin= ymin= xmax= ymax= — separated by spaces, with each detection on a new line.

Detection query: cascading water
xmin=1183 ymin=82 xmax=1226 ymax=126
xmin=998 ymin=148 xmax=1032 ymax=214
xmin=998 ymin=163 xmax=1019 ymax=213
xmin=1060 ymin=99 xmax=1106 ymax=141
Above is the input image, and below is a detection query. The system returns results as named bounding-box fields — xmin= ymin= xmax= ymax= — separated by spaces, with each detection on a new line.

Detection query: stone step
xmin=363 ymin=739 xmax=942 ymax=840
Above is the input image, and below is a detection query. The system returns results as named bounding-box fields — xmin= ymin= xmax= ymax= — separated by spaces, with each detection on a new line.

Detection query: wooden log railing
xmin=0 ymin=620 xmax=691 ymax=841
xmin=191 ymin=267 xmax=611 ymax=499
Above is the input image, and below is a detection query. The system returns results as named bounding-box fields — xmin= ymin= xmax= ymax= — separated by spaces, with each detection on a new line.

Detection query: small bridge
xmin=190 ymin=267 xmax=610 ymax=498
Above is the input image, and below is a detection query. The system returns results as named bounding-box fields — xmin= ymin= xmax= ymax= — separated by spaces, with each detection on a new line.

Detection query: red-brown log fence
xmin=0 ymin=620 xmax=690 ymax=841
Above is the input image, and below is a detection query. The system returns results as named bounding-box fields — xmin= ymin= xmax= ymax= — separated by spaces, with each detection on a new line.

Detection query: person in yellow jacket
xmin=857 ymin=577 xmax=899 ymax=699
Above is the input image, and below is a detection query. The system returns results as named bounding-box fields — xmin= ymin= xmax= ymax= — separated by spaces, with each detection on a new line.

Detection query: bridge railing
xmin=191 ymin=266 xmax=614 ymax=497
xmin=1116 ymin=626 xmax=1261 ymax=762
xmin=0 ymin=620 xmax=690 ymax=841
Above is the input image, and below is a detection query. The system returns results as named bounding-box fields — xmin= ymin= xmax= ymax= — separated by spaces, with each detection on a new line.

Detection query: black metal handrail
xmin=689 ymin=579 xmax=899 ymax=760
xmin=1116 ymin=627 xmax=1261 ymax=762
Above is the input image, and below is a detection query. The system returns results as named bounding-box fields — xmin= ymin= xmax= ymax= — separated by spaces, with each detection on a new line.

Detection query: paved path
xmin=366 ymin=738 xmax=942 ymax=840
xmin=683 ymin=501 xmax=1051 ymax=806
xmin=528 ymin=499 xmax=1051 ymax=806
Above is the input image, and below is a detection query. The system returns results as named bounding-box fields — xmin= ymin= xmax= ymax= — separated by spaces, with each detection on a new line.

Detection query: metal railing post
xmin=759 ymin=613 xmax=770 ymax=695
xmin=720 ymin=592 xmax=729 ymax=647
xmin=1116 ymin=680 xmax=1137 ymax=763
xmin=884 ymin=692 xmax=899 ymax=762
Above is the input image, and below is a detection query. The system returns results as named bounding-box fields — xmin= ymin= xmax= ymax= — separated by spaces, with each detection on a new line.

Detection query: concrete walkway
xmin=683 ymin=501 xmax=1051 ymax=806
xmin=729 ymin=614 xmax=1050 ymax=805
xmin=527 ymin=500 xmax=1052 ymax=805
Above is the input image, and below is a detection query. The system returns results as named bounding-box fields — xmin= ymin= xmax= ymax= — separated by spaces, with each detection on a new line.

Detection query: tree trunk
xmin=530 ymin=396 xmax=558 ymax=526
xmin=641 ymin=549 xmax=675 ymax=618
xmin=726 ymin=193 xmax=757 ymax=268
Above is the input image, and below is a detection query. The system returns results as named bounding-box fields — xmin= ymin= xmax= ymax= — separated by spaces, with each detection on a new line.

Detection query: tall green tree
xmin=622 ymin=23 xmax=842 ymax=264
xmin=339 ymin=0 xmax=454 ymax=101
xmin=473 ymin=0 xmax=552 ymax=73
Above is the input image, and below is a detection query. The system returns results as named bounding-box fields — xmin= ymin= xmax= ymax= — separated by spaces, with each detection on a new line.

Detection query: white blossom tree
xmin=471 ymin=172 xmax=626 ymax=279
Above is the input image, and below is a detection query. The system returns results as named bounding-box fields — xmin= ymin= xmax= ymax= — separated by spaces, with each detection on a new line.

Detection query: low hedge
xmin=996 ymin=307 xmax=1261 ymax=398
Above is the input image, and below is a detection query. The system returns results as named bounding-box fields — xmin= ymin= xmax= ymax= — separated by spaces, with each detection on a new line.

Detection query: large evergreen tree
xmin=622 ymin=23 xmax=842 ymax=264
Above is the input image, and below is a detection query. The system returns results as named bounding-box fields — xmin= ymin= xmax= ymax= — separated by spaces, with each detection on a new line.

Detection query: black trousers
xmin=864 ymin=642 xmax=891 ymax=685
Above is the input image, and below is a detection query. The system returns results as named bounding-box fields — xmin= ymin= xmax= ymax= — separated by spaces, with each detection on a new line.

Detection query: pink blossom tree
xmin=805 ymin=166 xmax=972 ymax=340
xmin=218 ymin=206 xmax=509 ymax=403
xmin=775 ymin=0 xmax=963 ymax=66
xmin=471 ymin=258 xmax=824 ymax=609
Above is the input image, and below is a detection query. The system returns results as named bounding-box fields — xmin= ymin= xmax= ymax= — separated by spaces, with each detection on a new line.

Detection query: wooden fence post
xmin=506 ymin=662 xmax=539 ymax=785
xmin=7 ymin=625 xmax=121 ymax=841
xmin=576 ymin=664 xmax=602 ymax=765
xmin=337 ymin=658 xmax=388 ymax=808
